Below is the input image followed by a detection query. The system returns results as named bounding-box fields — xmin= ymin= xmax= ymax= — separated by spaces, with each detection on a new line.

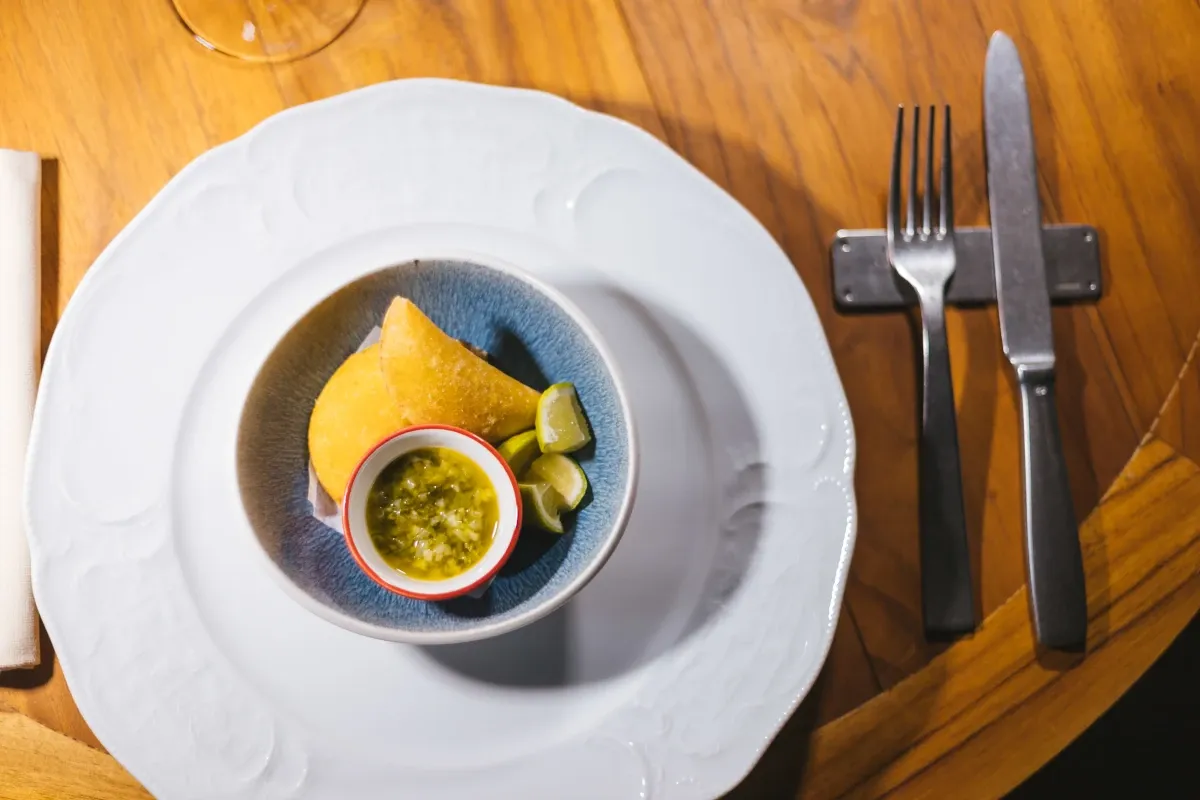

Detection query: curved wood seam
xmin=0 ymin=709 xmax=149 ymax=799
xmin=816 ymin=579 xmax=1200 ymax=800
xmin=874 ymin=577 xmax=1200 ymax=800
xmin=11 ymin=709 xmax=105 ymax=754
xmin=821 ymin=483 xmax=1200 ymax=799
xmin=801 ymin=437 xmax=1200 ymax=799
xmin=832 ymin=438 xmax=1179 ymax=750
xmin=884 ymin=551 xmax=1200 ymax=798
xmin=1147 ymin=326 xmax=1200 ymax=443
xmin=810 ymin=327 xmax=1200 ymax=796
xmin=878 ymin=549 xmax=1200 ymax=800
xmin=1099 ymin=442 xmax=1178 ymax=505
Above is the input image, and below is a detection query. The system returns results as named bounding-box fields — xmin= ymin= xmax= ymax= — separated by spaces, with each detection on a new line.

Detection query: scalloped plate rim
xmin=24 ymin=78 xmax=858 ymax=800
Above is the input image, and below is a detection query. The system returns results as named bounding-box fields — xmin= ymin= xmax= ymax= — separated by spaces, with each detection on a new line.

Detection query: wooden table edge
xmin=798 ymin=431 xmax=1200 ymax=799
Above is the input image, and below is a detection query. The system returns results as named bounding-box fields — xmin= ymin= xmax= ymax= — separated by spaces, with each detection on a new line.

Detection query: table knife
xmin=984 ymin=31 xmax=1088 ymax=651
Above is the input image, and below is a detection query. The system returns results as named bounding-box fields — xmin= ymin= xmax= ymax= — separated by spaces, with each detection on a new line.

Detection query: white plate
xmin=26 ymin=80 xmax=856 ymax=800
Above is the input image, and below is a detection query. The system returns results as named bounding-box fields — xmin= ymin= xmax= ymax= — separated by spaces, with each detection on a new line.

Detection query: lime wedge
xmin=497 ymin=429 xmax=539 ymax=475
xmin=520 ymin=482 xmax=567 ymax=534
xmin=535 ymin=383 xmax=592 ymax=454
xmin=527 ymin=453 xmax=587 ymax=510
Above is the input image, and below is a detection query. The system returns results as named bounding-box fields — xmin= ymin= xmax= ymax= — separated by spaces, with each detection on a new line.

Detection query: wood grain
xmin=0 ymin=709 xmax=147 ymax=800
xmin=795 ymin=436 xmax=1200 ymax=799
xmin=0 ymin=0 xmax=1197 ymax=796
xmin=616 ymin=0 xmax=1198 ymax=688
xmin=1152 ymin=332 xmax=1200 ymax=467
xmin=0 ymin=625 xmax=98 ymax=751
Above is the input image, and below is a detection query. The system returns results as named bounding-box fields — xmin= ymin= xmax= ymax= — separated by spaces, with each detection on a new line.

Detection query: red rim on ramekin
xmin=340 ymin=424 xmax=523 ymax=601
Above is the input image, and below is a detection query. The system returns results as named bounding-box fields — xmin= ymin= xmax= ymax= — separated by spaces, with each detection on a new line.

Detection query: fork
xmin=886 ymin=105 xmax=977 ymax=639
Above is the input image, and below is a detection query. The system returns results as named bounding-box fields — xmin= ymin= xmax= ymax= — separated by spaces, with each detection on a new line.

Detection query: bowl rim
xmin=341 ymin=424 xmax=523 ymax=601
xmin=243 ymin=250 xmax=639 ymax=645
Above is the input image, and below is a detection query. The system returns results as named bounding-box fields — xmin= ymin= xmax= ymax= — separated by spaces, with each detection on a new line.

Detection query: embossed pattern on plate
xmin=25 ymin=80 xmax=856 ymax=800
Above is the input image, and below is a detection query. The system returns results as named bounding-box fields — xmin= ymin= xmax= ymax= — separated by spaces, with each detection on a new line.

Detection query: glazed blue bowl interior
xmin=237 ymin=259 xmax=631 ymax=639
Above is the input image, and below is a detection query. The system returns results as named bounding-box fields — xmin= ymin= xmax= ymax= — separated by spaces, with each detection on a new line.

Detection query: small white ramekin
xmin=341 ymin=425 xmax=522 ymax=600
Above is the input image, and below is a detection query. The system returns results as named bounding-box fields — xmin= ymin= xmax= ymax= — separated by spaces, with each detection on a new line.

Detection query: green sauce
xmin=365 ymin=447 xmax=499 ymax=581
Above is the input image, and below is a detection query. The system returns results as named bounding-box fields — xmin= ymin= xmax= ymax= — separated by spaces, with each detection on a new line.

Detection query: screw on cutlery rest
xmin=831 ymin=224 xmax=1101 ymax=310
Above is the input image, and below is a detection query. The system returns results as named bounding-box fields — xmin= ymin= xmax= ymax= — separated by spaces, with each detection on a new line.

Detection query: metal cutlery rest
xmin=831 ymin=224 xmax=1101 ymax=311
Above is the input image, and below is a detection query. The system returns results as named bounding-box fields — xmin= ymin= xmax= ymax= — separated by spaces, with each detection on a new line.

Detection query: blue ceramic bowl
xmin=236 ymin=257 xmax=637 ymax=644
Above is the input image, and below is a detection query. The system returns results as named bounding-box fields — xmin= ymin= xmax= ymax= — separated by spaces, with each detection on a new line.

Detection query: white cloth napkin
xmin=0 ymin=150 xmax=41 ymax=671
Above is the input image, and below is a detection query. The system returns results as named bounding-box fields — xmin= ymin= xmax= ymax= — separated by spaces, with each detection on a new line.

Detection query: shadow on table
xmin=40 ymin=157 xmax=60 ymax=360
xmin=906 ymin=305 xmax=999 ymax=628
xmin=0 ymin=622 xmax=54 ymax=690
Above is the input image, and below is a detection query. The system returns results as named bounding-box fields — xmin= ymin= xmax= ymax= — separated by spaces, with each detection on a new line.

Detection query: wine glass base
xmin=172 ymin=0 xmax=365 ymax=63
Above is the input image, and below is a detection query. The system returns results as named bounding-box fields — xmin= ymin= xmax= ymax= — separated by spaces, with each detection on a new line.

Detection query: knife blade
xmin=985 ymin=31 xmax=1088 ymax=651
xmin=986 ymin=34 xmax=1054 ymax=371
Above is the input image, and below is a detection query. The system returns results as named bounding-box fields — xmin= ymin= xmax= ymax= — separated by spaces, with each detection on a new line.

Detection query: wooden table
xmin=3 ymin=1 xmax=1199 ymax=797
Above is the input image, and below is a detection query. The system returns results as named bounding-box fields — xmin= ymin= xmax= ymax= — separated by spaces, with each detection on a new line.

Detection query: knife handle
xmin=1018 ymin=367 xmax=1088 ymax=651
xmin=917 ymin=297 xmax=977 ymax=639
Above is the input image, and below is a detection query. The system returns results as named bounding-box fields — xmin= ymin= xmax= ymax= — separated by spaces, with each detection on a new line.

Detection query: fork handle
xmin=917 ymin=293 xmax=976 ymax=638
xmin=1017 ymin=367 xmax=1088 ymax=651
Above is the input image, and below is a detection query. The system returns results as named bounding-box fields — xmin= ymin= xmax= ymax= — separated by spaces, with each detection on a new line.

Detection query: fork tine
xmin=907 ymin=106 xmax=919 ymax=237
xmin=940 ymin=105 xmax=953 ymax=235
xmin=923 ymin=105 xmax=934 ymax=236
xmin=887 ymin=106 xmax=903 ymax=247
